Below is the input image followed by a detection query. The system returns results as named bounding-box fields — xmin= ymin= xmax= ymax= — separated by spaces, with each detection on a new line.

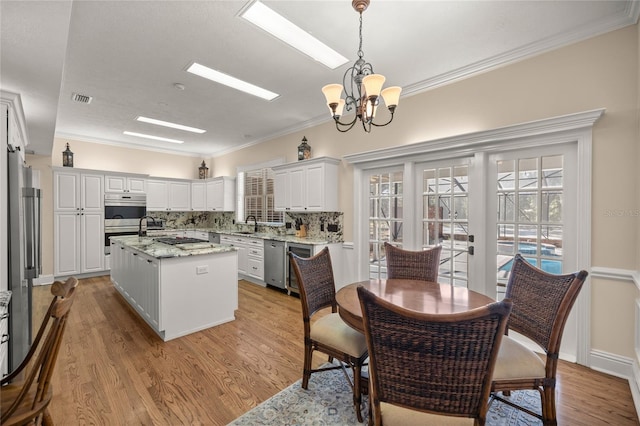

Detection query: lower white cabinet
xmin=111 ymin=243 xmax=160 ymax=329
xmin=220 ymin=235 xmax=263 ymax=282
xmin=54 ymin=211 xmax=104 ymax=276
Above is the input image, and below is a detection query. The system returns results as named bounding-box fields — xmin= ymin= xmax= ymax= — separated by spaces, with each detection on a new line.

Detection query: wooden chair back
xmin=1 ymin=283 xmax=78 ymax=425
xmin=384 ymin=242 xmax=442 ymax=281
xmin=2 ymin=277 xmax=78 ymax=384
xmin=359 ymin=285 xmax=512 ymax=425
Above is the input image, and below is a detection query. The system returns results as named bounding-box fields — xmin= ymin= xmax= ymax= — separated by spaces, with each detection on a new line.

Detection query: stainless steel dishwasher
xmin=264 ymin=240 xmax=286 ymax=290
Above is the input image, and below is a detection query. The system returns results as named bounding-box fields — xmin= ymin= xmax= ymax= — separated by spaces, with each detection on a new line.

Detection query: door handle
xmin=468 ymin=246 xmax=474 ymax=255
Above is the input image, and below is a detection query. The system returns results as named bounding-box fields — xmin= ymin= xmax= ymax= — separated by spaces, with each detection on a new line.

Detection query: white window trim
xmin=344 ymin=108 xmax=604 ymax=366
xmin=236 ymin=157 xmax=285 ymax=224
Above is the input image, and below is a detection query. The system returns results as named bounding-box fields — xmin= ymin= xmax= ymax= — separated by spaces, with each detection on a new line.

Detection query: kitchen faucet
xmin=245 ymin=215 xmax=258 ymax=233
xmin=138 ymin=215 xmax=157 ymax=237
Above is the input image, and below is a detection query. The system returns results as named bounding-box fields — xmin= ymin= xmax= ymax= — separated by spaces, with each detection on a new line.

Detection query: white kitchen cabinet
xmin=220 ymin=234 xmax=263 ymax=282
xmin=54 ymin=170 xmax=103 ymax=212
xmin=205 ymin=176 xmax=236 ymax=211
xmin=168 ymin=181 xmax=190 ymax=210
xmin=221 ymin=235 xmax=247 ymax=276
xmin=146 ymin=180 xmax=168 ymax=210
xmin=147 ymin=179 xmax=191 ymax=211
xmin=246 ymin=238 xmax=264 ymax=281
xmin=273 ymin=157 xmax=340 ymax=212
xmin=105 ymin=174 xmax=146 ymax=193
xmin=111 ymin=244 xmax=160 ymax=329
xmin=190 ymin=181 xmax=206 ymax=211
xmin=53 ymin=169 xmax=105 ymax=277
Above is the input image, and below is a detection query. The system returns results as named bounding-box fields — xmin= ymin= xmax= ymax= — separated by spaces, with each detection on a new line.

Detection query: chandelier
xmin=322 ymin=0 xmax=401 ymax=133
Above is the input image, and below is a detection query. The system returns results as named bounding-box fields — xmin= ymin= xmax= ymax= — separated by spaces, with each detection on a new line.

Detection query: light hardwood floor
xmin=33 ymin=276 xmax=638 ymax=425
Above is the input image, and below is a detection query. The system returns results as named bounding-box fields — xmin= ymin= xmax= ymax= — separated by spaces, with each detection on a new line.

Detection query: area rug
xmin=228 ymin=363 xmax=543 ymax=425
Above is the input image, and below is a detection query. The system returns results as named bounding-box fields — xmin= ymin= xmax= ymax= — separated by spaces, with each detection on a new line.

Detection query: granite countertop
xmin=149 ymin=228 xmax=334 ymax=245
xmin=111 ymin=235 xmax=236 ymax=259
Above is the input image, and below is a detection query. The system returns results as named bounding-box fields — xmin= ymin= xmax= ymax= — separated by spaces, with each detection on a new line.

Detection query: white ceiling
xmin=1 ymin=0 xmax=638 ymax=157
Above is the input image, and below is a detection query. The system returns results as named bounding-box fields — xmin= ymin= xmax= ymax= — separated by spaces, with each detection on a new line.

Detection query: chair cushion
xmin=310 ymin=313 xmax=367 ymax=357
xmin=380 ymin=402 xmax=475 ymax=425
xmin=493 ymin=335 xmax=546 ymax=380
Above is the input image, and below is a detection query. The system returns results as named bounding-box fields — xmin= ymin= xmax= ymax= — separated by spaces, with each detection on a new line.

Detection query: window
xmin=237 ymin=165 xmax=283 ymax=224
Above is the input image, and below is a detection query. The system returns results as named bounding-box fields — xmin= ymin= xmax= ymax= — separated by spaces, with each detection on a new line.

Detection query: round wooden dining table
xmin=336 ymin=279 xmax=496 ymax=333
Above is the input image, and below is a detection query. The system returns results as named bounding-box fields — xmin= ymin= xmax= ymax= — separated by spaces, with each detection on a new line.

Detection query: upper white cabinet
xmin=273 ymin=157 xmax=340 ymax=212
xmin=147 ymin=179 xmax=191 ymax=211
xmin=205 ymin=176 xmax=236 ymax=211
xmin=191 ymin=181 xmax=206 ymax=211
xmin=105 ymin=174 xmax=146 ymax=193
xmin=54 ymin=170 xmax=103 ymax=212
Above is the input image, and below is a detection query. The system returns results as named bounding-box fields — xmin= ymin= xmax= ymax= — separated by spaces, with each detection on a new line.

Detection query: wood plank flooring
xmin=32 ymin=276 xmax=638 ymax=425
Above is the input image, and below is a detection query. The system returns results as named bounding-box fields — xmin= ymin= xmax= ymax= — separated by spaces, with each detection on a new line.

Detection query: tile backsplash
xmin=148 ymin=210 xmax=344 ymax=243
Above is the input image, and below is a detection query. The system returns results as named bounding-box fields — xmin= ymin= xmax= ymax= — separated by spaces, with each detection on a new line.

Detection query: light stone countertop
xmin=110 ymin=235 xmax=237 ymax=259
xmin=150 ymin=228 xmax=335 ymax=245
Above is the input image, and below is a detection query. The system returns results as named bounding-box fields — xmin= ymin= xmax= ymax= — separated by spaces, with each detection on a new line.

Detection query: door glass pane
xmin=422 ymin=165 xmax=469 ymax=287
xmin=369 ymin=171 xmax=403 ymax=279
xmin=497 ymin=154 xmax=565 ymax=296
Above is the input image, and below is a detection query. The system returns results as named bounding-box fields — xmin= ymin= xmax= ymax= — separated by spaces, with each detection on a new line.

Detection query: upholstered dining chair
xmin=383 ymin=242 xmax=442 ymax=281
xmin=490 ymin=254 xmax=588 ymax=426
xmin=289 ymin=247 xmax=369 ymax=422
xmin=1 ymin=278 xmax=78 ymax=425
xmin=358 ymin=285 xmax=512 ymax=426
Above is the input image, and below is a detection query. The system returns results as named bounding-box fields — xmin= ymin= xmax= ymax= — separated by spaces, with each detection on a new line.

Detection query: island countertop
xmin=110 ymin=235 xmax=236 ymax=259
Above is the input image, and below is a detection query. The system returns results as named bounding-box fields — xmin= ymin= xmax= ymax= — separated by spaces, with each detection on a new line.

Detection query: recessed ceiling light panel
xmin=240 ymin=1 xmax=348 ymax=70
xmin=136 ymin=116 xmax=206 ymax=134
xmin=123 ymin=131 xmax=184 ymax=144
xmin=186 ymin=62 xmax=279 ymax=101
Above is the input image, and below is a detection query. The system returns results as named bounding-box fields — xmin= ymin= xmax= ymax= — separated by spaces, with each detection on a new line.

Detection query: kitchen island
xmin=109 ymin=235 xmax=238 ymax=341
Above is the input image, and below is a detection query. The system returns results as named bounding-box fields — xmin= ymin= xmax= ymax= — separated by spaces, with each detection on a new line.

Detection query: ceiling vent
xmin=71 ymin=92 xmax=93 ymax=104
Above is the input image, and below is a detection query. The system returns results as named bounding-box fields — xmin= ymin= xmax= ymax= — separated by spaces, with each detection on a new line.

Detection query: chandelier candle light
xmin=322 ymin=0 xmax=401 ymax=133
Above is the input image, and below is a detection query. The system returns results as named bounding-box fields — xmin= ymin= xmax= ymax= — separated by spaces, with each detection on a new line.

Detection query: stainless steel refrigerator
xmin=7 ymin=146 xmax=41 ymax=373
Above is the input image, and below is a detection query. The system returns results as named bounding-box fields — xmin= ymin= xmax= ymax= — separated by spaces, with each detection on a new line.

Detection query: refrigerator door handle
xmin=22 ymin=187 xmax=41 ymax=279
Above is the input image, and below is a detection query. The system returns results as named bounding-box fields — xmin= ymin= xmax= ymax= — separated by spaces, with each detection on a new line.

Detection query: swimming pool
xmin=499 ymin=256 xmax=563 ymax=274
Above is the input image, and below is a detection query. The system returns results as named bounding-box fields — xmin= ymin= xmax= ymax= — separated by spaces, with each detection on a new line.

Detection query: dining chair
xmin=2 ymin=277 xmax=78 ymax=385
xmin=289 ymin=247 xmax=369 ymax=422
xmin=490 ymin=254 xmax=588 ymax=425
xmin=358 ymin=285 xmax=512 ymax=425
xmin=1 ymin=279 xmax=78 ymax=425
xmin=383 ymin=242 xmax=442 ymax=281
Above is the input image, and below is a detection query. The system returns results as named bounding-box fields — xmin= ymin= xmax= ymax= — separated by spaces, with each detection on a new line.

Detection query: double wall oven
xmin=104 ymin=193 xmax=146 ymax=254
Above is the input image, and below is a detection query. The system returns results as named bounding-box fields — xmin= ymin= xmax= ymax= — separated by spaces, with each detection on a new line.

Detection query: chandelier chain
xmin=357 ymin=12 xmax=364 ymax=59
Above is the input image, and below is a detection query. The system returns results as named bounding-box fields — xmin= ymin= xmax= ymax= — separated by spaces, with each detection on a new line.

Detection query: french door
xmin=365 ymin=144 xmax=580 ymax=358
xmin=354 ymin=110 xmax=600 ymax=365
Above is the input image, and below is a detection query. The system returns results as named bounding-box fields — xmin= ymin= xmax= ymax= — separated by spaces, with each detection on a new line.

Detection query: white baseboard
xmin=632 ymin=361 xmax=640 ymax=423
xmin=590 ymin=349 xmax=633 ymax=379
xmin=590 ymin=349 xmax=639 ymax=421
xmin=34 ymin=274 xmax=55 ymax=286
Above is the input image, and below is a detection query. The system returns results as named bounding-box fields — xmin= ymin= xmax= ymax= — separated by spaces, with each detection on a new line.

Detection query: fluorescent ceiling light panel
xmin=136 ymin=116 xmax=206 ymax=134
xmin=187 ymin=62 xmax=279 ymax=101
xmin=240 ymin=1 xmax=348 ymax=70
xmin=123 ymin=131 xmax=184 ymax=144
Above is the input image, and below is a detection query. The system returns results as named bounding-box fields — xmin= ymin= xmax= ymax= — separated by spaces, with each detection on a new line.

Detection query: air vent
xmin=71 ymin=92 xmax=93 ymax=104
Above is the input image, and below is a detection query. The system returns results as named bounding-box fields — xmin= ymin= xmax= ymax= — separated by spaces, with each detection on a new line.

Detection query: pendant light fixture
xmin=322 ymin=0 xmax=401 ymax=133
